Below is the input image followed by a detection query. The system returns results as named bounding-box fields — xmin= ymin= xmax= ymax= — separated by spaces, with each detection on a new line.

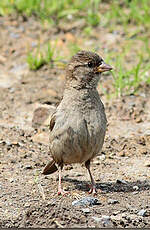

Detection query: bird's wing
xmin=49 ymin=112 xmax=56 ymax=131
xmin=42 ymin=159 xmax=58 ymax=175
xmin=42 ymin=112 xmax=58 ymax=175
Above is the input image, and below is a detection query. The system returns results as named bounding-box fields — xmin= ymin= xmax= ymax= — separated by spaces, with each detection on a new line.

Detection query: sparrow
xmin=43 ymin=50 xmax=112 ymax=195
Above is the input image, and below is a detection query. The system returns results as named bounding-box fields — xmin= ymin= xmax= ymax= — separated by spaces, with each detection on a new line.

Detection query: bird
xmin=42 ymin=50 xmax=112 ymax=195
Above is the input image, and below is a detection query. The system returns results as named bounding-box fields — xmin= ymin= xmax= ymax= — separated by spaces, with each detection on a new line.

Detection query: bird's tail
xmin=42 ymin=160 xmax=58 ymax=175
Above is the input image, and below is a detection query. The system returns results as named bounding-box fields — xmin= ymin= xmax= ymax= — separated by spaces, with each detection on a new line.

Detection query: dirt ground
xmin=0 ymin=16 xmax=150 ymax=228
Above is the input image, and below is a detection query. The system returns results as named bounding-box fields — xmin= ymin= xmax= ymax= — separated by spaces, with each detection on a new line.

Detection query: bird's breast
xmin=50 ymin=92 xmax=107 ymax=164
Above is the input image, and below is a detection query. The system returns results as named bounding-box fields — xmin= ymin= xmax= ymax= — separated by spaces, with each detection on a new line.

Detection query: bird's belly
xmin=50 ymin=115 xmax=106 ymax=164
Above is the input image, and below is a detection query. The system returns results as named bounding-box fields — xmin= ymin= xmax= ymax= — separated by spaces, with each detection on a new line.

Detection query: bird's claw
xmin=88 ymin=184 xmax=97 ymax=195
xmin=58 ymin=189 xmax=69 ymax=196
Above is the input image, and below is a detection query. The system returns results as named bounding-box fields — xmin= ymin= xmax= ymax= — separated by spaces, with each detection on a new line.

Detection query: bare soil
xmin=0 ymin=16 xmax=150 ymax=228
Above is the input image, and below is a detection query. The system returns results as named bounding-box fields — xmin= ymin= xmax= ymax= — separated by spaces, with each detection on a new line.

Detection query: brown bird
xmin=43 ymin=50 xmax=112 ymax=195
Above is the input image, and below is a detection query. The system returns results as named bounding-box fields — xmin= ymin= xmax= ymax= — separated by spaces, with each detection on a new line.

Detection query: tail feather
xmin=42 ymin=160 xmax=58 ymax=175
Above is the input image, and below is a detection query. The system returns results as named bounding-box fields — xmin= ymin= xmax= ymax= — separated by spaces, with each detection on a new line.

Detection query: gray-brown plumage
xmin=43 ymin=50 xmax=112 ymax=195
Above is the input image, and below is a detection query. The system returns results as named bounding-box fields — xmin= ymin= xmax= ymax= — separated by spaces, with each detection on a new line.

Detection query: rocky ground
xmin=0 ymin=16 xmax=150 ymax=228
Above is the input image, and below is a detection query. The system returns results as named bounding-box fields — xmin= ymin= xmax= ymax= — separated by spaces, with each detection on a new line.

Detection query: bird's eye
xmin=88 ymin=62 xmax=94 ymax=68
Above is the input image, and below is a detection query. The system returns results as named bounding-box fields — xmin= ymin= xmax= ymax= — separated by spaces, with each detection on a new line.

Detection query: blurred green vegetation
xmin=0 ymin=0 xmax=101 ymax=26
xmin=0 ymin=0 xmax=149 ymax=96
xmin=0 ymin=0 xmax=149 ymax=28
xmin=27 ymin=42 xmax=56 ymax=70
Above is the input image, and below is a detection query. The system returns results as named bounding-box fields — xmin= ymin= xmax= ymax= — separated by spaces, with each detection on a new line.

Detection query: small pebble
xmin=5 ymin=140 xmax=11 ymax=146
xmin=24 ymin=203 xmax=30 ymax=208
xmin=108 ymin=199 xmax=119 ymax=204
xmin=82 ymin=208 xmax=90 ymax=213
xmin=92 ymin=216 xmax=102 ymax=222
xmin=72 ymin=196 xmax=99 ymax=207
xmin=9 ymin=178 xmax=14 ymax=183
xmin=10 ymin=32 xmax=20 ymax=39
xmin=97 ymin=154 xmax=106 ymax=161
xmin=9 ymin=87 xmax=15 ymax=93
xmin=132 ymin=191 xmax=138 ymax=195
xmin=133 ymin=185 xmax=139 ymax=191
xmin=138 ymin=209 xmax=146 ymax=217
xmin=112 ymin=211 xmax=120 ymax=216
xmin=92 ymin=215 xmax=112 ymax=226
xmin=24 ymin=165 xmax=33 ymax=170
xmin=93 ymin=215 xmax=110 ymax=221
xmin=10 ymin=159 xmax=16 ymax=164
xmin=102 ymin=215 xmax=110 ymax=221
xmin=111 ymin=214 xmax=123 ymax=221
xmin=116 ymin=179 xmax=127 ymax=184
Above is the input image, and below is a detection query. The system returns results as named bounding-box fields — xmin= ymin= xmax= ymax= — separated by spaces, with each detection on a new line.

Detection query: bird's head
xmin=66 ymin=50 xmax=112 ymax=89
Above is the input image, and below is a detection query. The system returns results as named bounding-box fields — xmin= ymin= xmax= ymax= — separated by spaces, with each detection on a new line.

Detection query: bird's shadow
xmin=62 ymin=176 xmax=150 ymax=193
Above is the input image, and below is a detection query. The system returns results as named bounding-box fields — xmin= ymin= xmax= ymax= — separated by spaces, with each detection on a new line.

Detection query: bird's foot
xmin=58 ymin=188 xmax=69 ymax=196
xmin=88 ymin=184 xmax=97 ymax=195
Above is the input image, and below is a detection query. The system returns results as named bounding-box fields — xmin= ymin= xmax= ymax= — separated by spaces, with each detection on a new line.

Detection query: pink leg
xmin=85 ymin=160 xmax=97 ymax=195
xmin=57 ymin=165 xmax=68 ymax=196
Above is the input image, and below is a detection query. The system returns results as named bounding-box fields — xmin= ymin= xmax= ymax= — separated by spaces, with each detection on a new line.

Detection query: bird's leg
xmin=57 ymin=164 xmax=68 ymax=196
xmin=85 ymin=160 xmax=97 ymax=195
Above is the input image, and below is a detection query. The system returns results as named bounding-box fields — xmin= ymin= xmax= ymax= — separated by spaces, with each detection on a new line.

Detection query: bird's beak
xmin=96 ymin=62 xmax=113 ymax=73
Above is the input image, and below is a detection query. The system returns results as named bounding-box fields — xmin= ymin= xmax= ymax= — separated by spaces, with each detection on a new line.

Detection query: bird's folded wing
xmin=42 ymin=159 xmax=58 ymax=175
